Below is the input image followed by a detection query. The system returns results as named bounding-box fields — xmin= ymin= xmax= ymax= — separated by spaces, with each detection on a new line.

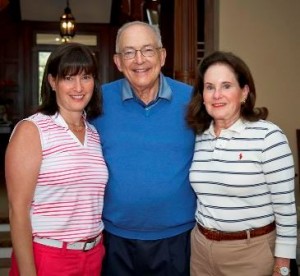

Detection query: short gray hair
xmin=115 ymin=21 xmax=163 ymax=53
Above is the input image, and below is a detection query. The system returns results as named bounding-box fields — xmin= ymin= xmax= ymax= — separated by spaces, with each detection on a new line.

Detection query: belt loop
xmin=62 ymin=241 xmax=68 ymax=253
xmin=246 ymin=230 xmax=250 ymax=244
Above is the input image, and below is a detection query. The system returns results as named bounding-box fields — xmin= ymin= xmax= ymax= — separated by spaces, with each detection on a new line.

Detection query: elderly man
xmin=92 ymin=21 xmax=196 ymax=276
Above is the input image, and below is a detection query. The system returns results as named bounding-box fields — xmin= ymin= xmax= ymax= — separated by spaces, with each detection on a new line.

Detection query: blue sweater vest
xmin=92 ymin=77 xmax=196 ymax=240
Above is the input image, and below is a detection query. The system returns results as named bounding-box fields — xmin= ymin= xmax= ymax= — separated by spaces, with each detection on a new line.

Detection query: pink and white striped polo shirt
xmin=25 ymin=112 xmax=108 ymax=242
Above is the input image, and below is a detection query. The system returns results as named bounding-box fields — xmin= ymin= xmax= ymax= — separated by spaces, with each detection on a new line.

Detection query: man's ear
xmin=160 ymin=48 xmax=167 ymax=67
xmin=113 ymin=54 xmax=123 ymax=72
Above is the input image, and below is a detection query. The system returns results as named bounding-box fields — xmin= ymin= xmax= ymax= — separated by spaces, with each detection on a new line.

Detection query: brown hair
xmin=37 ymin=42 xmax=102 ymax=119
xmin=186 ymin=51 xmax=268 ymax=134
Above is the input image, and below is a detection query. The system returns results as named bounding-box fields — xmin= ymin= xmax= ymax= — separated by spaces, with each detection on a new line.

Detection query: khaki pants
xmin=190 ymin=225 xmax=276 ymax=276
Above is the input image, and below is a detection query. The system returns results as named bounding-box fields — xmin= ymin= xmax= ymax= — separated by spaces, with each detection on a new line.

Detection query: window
xmin=38 ymin=51 xmax=51 ymax=104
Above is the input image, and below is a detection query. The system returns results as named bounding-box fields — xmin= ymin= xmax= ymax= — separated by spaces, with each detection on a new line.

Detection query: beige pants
xmin=190 ymin=225 xmax=276 ymax=276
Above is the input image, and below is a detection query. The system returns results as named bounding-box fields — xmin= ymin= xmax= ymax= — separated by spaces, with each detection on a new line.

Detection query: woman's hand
xmin=272 ymin=257 xmax=290 ymax=276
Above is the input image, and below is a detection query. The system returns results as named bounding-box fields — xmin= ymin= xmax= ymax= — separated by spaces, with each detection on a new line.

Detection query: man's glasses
xmin=117 ymin=46 xmax=162 ymax=60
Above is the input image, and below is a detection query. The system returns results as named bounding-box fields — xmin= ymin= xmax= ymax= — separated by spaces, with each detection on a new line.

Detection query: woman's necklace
xmin=66 ymin=119 xmax=85 ymax=133
xmin=68 ymin=124 xmax=85 ymax=133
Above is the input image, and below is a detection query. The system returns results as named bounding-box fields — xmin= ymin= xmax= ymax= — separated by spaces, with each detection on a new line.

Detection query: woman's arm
xmin=262 ymin=125 xmax=297 ymax=276
xmin=5 ymin=120 xmax=42 ymax=276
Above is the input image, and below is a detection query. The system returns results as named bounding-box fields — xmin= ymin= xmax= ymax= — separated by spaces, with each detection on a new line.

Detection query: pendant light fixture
xmin=60 ymin=0 xmax=76 ymax=42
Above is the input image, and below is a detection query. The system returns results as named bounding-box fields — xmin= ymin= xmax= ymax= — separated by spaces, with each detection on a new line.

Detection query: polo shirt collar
xmin=49 ymin=112 xmax=87 ymax=128
xmin=121 ymin=73 xmax=172 ymax=101
xmin=205 ymin=118 xmax=246 ymax=136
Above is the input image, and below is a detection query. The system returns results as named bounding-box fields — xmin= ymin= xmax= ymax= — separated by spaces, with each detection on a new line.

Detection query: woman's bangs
xmin=58 ymin=51 xmax=95 ymax=78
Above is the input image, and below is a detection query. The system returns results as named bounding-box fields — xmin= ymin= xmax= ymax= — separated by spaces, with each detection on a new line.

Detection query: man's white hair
xmin=115 ymin=21 xmax=163 ymax=53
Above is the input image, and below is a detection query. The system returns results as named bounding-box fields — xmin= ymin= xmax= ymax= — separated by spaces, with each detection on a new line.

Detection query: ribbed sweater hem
xmin=103 ymin=221 xmax=195 ymax=240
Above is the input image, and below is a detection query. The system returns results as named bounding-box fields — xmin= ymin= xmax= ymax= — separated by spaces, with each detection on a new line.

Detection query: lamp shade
xmin=60 ymin=0 xmax=76 ymax=41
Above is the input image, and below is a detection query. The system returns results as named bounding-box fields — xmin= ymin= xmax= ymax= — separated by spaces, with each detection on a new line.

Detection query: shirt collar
xmin=121 ymin=73 xmax=172 ymax=101
xmin=50 ymin=112 xmax=67 ymax=128
xmin=205 ymin=118 xmax=247 ymax=136
xmin=49 ymin=112 xmax=87 ymax=128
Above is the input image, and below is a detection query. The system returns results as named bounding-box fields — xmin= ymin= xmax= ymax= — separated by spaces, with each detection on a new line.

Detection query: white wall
xmin=217 ymin=0 xmax=300 ymax=203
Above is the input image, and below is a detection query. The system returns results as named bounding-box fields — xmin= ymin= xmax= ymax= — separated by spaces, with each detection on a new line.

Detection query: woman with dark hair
xmin=186 ymin=51 xmax=297 ymax=276
xmin=5 ymin=42 xmax=108 ymax=276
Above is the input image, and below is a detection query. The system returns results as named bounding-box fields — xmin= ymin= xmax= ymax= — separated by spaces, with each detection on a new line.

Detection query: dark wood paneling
xmin=0 ymin=0 xmax=216 ymax=121
xmin=173 ymin=0 xmax=197 ymax=85
xmin=0 ymin=5 xmax=22 ymax=124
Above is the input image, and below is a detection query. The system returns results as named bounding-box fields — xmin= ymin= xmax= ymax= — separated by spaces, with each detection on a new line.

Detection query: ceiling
xmin=20 ymin=0 xmax=112 ymax=23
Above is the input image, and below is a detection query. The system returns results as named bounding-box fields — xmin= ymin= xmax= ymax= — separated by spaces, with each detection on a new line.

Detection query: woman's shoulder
xmin=25 ymin=112 xmax=51 ymax=123
xmin=86 ymin=120 xmax=98 ymax=133
xmin=246 ymin=119 xmax=283 ymax=132
xmin=245 ymin=120 xmax=288 ymax=142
